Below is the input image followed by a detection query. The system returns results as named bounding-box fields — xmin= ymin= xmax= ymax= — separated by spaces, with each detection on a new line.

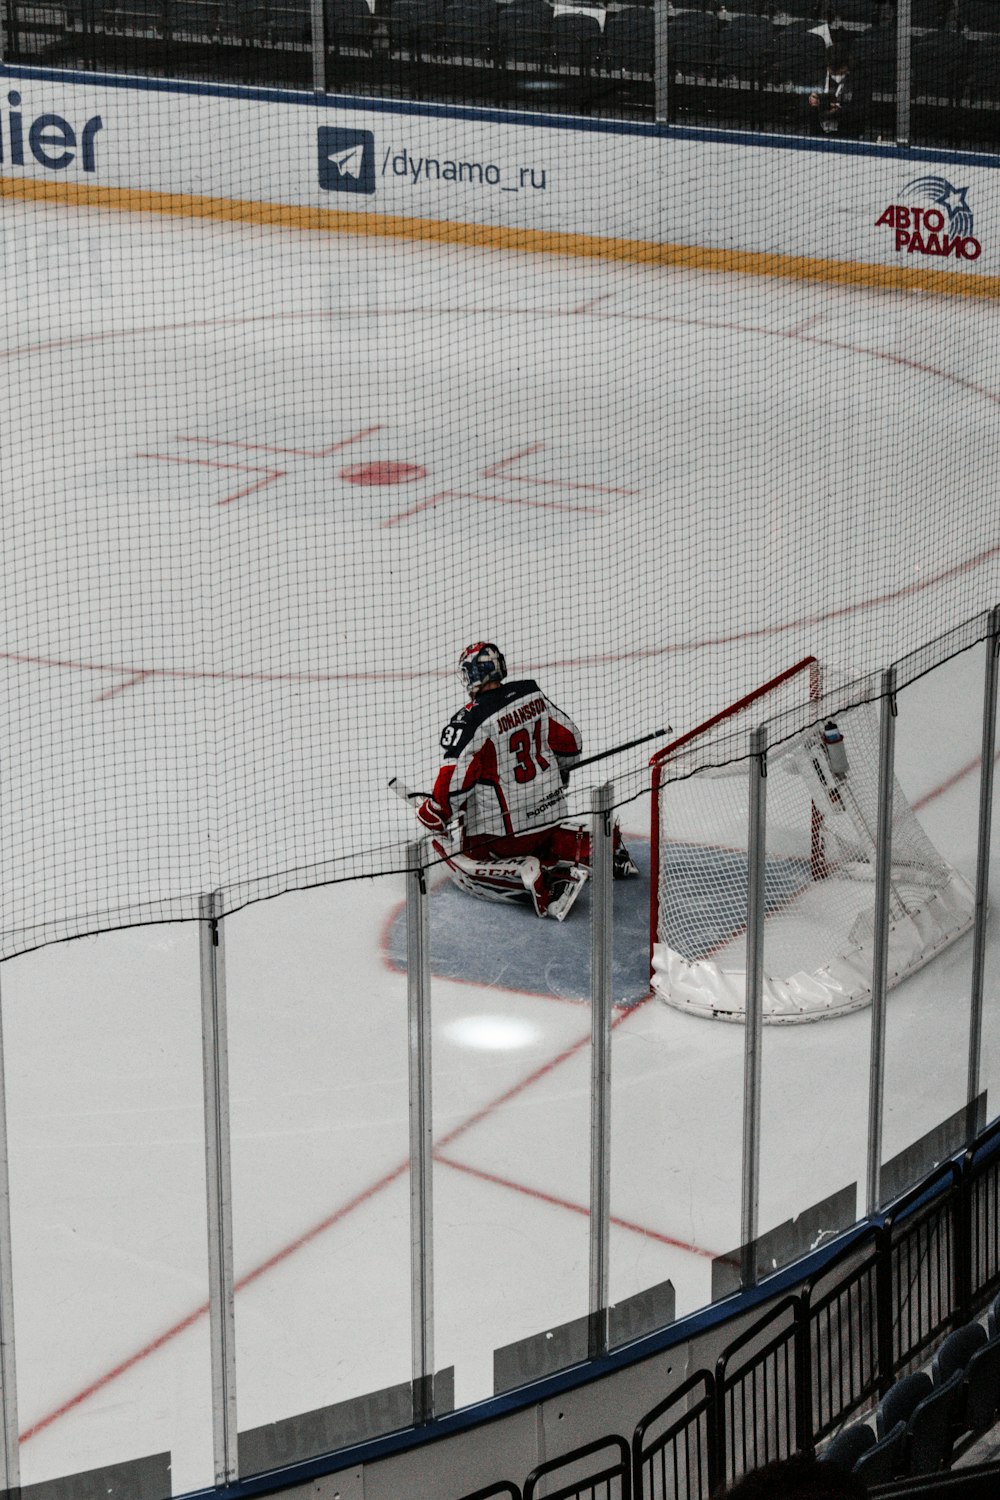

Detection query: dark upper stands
xmin=4 ymin=0 xmax=999 ymax=145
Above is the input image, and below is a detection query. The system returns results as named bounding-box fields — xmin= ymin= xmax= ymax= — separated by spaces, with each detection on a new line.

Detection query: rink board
xmin=1 ymin=63 xmax=999 ymax=294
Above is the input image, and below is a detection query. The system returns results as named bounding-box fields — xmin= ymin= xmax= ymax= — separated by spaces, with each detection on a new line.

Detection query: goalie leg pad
xmin=434 ymin=842 xmax=544 ymax=908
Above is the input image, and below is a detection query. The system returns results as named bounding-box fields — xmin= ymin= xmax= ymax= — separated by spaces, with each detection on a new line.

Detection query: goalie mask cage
xmin=648 ymin=656 xmax=975 ymax=1024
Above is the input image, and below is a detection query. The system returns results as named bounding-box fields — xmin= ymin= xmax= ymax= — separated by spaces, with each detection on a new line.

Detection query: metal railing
xmin=473 ymin=1123 xmax=1000 ymax=1500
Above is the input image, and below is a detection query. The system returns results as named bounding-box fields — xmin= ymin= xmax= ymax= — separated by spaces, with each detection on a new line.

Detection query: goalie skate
xmin=545 ymin=863 xmax=589 ymax=921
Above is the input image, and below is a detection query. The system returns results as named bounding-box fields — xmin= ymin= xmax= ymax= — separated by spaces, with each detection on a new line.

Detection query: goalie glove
xmin=416 ymin=797 xmax=449 ymax=833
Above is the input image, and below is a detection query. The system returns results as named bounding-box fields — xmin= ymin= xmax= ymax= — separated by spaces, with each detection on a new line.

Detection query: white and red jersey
xmin=417 ymin=680 xmax=583 ymax=843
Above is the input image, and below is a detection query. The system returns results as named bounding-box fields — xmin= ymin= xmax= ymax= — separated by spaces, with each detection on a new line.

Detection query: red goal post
xmin=647 ymin=655 xmax=821 ymax=980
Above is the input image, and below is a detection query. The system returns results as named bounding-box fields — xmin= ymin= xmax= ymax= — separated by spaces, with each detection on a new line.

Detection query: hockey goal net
xmin=648 ymin=657 xmax=975 ymax=1024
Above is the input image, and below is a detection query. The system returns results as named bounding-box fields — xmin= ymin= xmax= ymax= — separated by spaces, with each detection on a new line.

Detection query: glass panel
xmin=225 ymin=878 xmax=412 ymax=1474
xmin=850 ymin=8 xmax=898 ymax=143
xmin=665 ymin=8 xmax=884 ymax=142
xmin=3 ymin=923 xmax=210 ymax=1496
xmin=429 ymin=820 xmax=594 ymax=1408
xmin=607 ymin=798 xmax=693 ymax=1343
xmin=758 ymin=705 xmax=875 ymax=1265
xmin=615 ymin=761 xmax=749 ymax=1316
xmin=983 ymin=639 xmax=1000 ymax=1132
xmin=881 ymin=651 xmax=982 ymax=1201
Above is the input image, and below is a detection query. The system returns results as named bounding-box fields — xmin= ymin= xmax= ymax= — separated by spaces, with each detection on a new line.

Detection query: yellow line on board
xmin=3 ymin=171 xmax=999 ymax=299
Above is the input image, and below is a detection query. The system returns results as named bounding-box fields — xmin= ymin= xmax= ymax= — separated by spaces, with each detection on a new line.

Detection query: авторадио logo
xmin=874 ymin=176 xmax=981 ymax=261
xmin=317 ymin=127 xmax=375 ymax=195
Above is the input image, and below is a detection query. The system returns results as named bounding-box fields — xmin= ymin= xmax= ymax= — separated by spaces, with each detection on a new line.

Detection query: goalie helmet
xmin=458 ymin=642 xmax=507 ymax=696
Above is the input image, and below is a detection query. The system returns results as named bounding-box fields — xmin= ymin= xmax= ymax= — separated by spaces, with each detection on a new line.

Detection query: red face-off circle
xmin=340 ymin=461 xmax=428 ymax=485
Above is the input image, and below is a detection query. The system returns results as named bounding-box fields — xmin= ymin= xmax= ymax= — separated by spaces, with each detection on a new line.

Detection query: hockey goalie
xmin=415 ymin=643 xmax=638 ymax=921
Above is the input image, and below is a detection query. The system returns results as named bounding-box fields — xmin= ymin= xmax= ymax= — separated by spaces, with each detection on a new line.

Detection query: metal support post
xmin=968 ymin=606 xmax=1000 ymax=1133
xmin=407 ymin=842 xmax=435 ymax=1424
xmin=0 ymin=978 xmax=19 ymax=1497
xmin=741 ymin=725 xmax=767 ymax=1287
xmin=654 ymin=0 xmax=670 ymax=122
xmin=867 ymin=670 xmax=897 ymax=1214
xmin=310 ymin=0 xmax=327 ymax=92
xmin=896 ymin=0 xmax=911 ymax=145
xmin=589 ymin=785 xmax=614 ymax=1359
xmin=200 ymin=891 xmax=238 ymax=1487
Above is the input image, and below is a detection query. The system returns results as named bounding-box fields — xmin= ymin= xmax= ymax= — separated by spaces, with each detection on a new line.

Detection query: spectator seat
xmin=966 ymin=36 xmax=1000 ymax=99
xmin=599 ymin=5 xmax=653 ymax=71
xmin=877 ymin=1371 xmax=934 ymax=1437
xmin=820 ymin=1421 xmax=876 ymax=1471
xmin=963 ymin=1334 xmax=1000 ymax=1435
xmin=498 ymin=0 xmax=553 ymax=64
xmin=325 ymin=0 xmax=374 ymax=49
xmin=906 ymin=1367 xmax=963 ymax=1475
xmin=853 ymin=1420 xmax=908 ymax=1485
xmin=912 ymin=29 xmax=969 ymax=96
xmin=667 ymin=9 xmax=720 ymax=71
xmin=552 ymin=8 xmax=602 ymax=68
xmin=441 ymin=0 xmax=498 ymax=56
xmin=932 ymin=1322 xmax=989 ymax=1385
xmin=960 ymin=0 xmax=1000 ymax=30
xmin=772 ymin=24 xmax=827 ymax=84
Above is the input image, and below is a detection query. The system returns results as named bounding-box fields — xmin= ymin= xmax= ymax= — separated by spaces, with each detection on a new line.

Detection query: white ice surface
xmin=0 ymin=201 xmax=999 ymax=1494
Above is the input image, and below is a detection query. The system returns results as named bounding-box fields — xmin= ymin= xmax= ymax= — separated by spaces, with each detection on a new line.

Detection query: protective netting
xmin=1 ymin=111 xmax=999 ymax=959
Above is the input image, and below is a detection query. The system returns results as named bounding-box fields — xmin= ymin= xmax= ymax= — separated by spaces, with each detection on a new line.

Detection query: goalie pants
xmin=463 ymin=823 xmax=592 ymax=868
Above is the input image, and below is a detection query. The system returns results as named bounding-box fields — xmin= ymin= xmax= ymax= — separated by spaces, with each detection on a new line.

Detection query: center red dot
xmin=340 ymin=461 xmax=428 ymax=486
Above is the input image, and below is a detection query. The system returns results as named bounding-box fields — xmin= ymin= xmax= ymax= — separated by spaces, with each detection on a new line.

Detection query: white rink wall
xmin=0 ymin=65 xmax=998 ymax=276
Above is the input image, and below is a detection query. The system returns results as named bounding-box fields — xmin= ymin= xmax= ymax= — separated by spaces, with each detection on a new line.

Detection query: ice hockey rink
xmin=2 ymin=196 xmax=1000 ymax=1495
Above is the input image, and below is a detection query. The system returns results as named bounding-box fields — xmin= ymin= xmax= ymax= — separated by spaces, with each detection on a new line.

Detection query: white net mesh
xmin=651 ymin=666 xmax=975 ymax=1023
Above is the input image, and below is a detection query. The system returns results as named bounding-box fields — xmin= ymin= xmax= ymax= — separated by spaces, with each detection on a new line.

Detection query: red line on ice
xmin=4 ymin=530 xmax=999 ymax=691
xmin=136 ymin=452 xmax=284 ymax=505
xmin=14 ymin=726 xmax=987 ymax=1441
xmin=383 ymin=488 xmax=606 ymax=527
xmin=480 ymin=440 xmax=632 ymax=496
xmin=570 ymin=292 xmax=617 ymax=316
xmin=2 ymin=310 xmax=998 ymax=686
xmin=175 ymin=424 xmax=383 ymax=459
xmin=435 ymin=1153 xmax=716 ymax=1258
xmin=18 ymin=1159 xmax=411 ymax=1444
xmin=17 ymin=999 xmax=662 ymax=1444
xmin=482 ymin=442 xmax=546 ymax=478
xmin=500 ymin=475 xmax=637 ymax=496
xmin=912 ymin=746 xmax=1000 ymax=811
xmin=94 ymin=669 xmax=158 ymax=702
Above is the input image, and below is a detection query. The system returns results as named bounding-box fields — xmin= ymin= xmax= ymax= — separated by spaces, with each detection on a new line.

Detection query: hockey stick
xmin=390 ymin=719 xmax=672 ymax=800
xmin=388 ymin=777 xmax=430 ymax=803
xmin=568 ymin=723 xmax=673 ymax=774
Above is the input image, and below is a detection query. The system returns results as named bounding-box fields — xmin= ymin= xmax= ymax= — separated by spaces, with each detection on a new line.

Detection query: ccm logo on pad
xmin=317 ymin=127 xmax=375 ymax=195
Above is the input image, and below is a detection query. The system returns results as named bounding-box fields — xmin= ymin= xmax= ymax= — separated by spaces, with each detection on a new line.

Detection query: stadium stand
xmin=7 ymin=0 xmax=1000 ymax=142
